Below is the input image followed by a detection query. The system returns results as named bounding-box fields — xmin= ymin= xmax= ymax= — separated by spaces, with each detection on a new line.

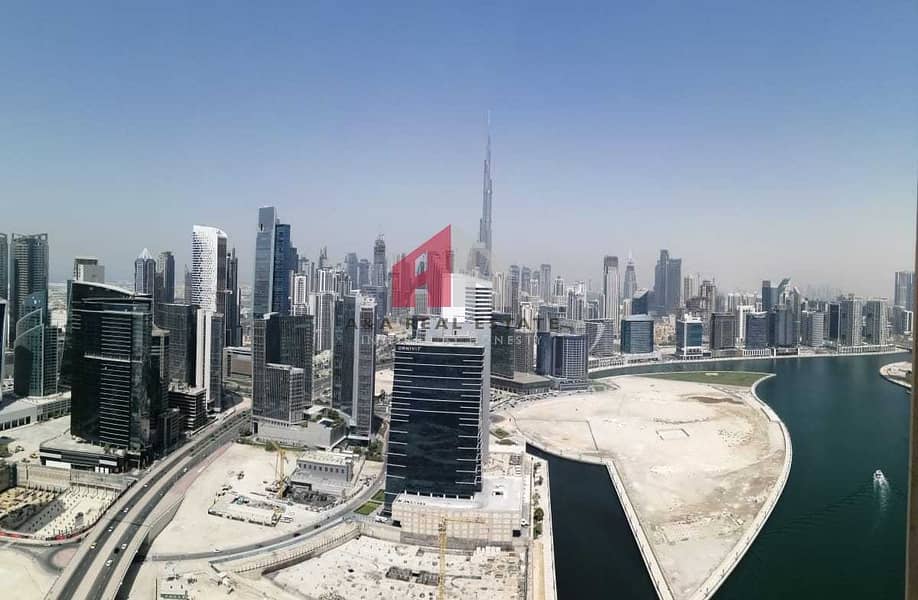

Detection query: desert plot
xmin=503 ymin=373 xmax=789 ymax=600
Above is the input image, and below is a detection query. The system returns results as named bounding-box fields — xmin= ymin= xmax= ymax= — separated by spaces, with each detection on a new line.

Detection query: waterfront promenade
xmin=501 ymin=372 xmax=791 ymax=600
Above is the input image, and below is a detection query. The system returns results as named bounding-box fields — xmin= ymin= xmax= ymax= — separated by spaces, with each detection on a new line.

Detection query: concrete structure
xmin=288 ymin=449 xmax=355 ymax=496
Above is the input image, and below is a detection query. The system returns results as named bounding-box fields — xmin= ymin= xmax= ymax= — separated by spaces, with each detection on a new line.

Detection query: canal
xmin=534 ymin=353 xmax=909 ymax=599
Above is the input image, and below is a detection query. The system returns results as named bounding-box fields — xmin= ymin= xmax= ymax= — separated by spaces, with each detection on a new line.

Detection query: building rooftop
xmin=41 ymin=432 xmax=126 ymax=457
xmin=298 ymin=449 xmax=354 ymax=466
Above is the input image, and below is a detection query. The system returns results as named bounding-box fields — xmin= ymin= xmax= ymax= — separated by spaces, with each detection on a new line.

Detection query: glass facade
xmin=384 ymin=342 xmax=484 ymax=511
xmin=64 ymin=281 xmax=157 ymax=455
xmin=13 ymin=291 xmax=58 ymax=397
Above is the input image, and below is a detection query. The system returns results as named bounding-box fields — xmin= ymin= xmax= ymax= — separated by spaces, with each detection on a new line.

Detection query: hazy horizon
xmin=2 ymin=3 xmax=916 ymax=298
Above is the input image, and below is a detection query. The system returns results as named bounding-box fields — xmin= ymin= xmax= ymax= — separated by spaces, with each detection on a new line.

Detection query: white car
xmin=105 ymin=560 xmax=113 ymax=567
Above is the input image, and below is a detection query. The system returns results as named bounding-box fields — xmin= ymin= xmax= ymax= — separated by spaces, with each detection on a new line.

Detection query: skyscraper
xmin=653 ymin=249 xmax=681 ymax=314
xmin=864 ymin=299 xmax=888 ymax=346
xmin=744 ymin=312 xmax=770 ymax=349
xmin=157 ymin=251 xmax=176 ymax=304
xmin=64 ymin=281 xmax=158 ymax=457
xmin=838 ymin=297 xmax=863 ymax=347
xmin=373 ymin=235 xmax=387 ymax=289
xmin=0 ymin=300 xmax=6 ymax=379
xmin=253 ymin=313 xmax=314 ymax=424
xmin=134 ymin=248 xmax=156 ymax=295
xmin=622 ymin=254 xmax=637 ymax=300
xmin=0 ymin=234 xmax=7 ymax=301
xmin=710 ymin=312 xmax=737 ymax=350
xmin=13 ymin=290 xmax=58 ymax=397
xmin=895 ymin=271 xmax=915 ymax=309
xmin=358 ymin=259 xmax=370 ymax=288
xmin=156 ymin=303 xmax=196 ymax=386
xmin=676 ymin=316 xmax=704 ymax=358
xmin=474 ymin=115 xmax=494 ymax=277
xmin=332 ymin=293 xmax=377 ymax=440
xmin=191 ymin=225 xmax=228 ymax=314
xmin=536 ymin=331 xmax=587 ymax=379
xmin=224 ymin=248 xmax=241 ymax=347
xmin=253 ymin=207 xmax=277 ymax=317
xmin=345 ymin=252 xmax=359 ymax=288
xmin=195 ymin=310 xmax=224 ymax=411
xmin=73 ymin=257 xmax=105 ymax=283
xmin=312 ymin=291 xmax=336 ymax=353
xmin=508 ymin=265 xmax=520 ymax=321
xmin=602 ymin=256 xmax=620 ymax=330
xmin=10 ymin=233 xmax=49 ymax=339
xmin=621 ymin=315 xmax=654 ymax=354
xmin=383 ymin=340 xmax=485 ymax=510
xmin=540 ymin=264 xmax=552 ymax=303
xmin=272 ymin=222 xmax=294 ymax=315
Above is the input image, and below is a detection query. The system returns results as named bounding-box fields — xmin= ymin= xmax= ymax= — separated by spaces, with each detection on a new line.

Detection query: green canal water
xmin=534 ymin=353 xmax=909 ymax=599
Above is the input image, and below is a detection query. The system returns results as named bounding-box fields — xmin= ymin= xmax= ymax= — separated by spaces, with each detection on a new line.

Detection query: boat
xmin=874 ymin=469 xmax=886 ymax=483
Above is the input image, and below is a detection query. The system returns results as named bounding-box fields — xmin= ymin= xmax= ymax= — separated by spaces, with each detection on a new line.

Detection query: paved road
xmin=49 ymin=410 xmax=250 ymax=600
xmin=149 ymin=472 xmax=382 ymax=562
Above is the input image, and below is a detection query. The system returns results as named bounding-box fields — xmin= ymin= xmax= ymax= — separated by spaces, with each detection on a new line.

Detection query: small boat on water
xmin=874 ymin=469 xmax=886 ymax=483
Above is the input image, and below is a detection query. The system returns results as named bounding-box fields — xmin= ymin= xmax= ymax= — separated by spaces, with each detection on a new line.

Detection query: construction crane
xmin=437 ymin=515 xmax=486 ymax=600
xmin=274 ymin=446 xmax=287 ymax=498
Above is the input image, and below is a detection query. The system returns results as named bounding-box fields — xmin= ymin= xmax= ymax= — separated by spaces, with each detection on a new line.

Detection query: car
xmin=105 ymin=560 xmax=113 ymax=567
xmin=143 ymin=483 xmax=148 ymax=488
xmin=213 ymin=547 xmax=221 ymax=553
xmin=123 ymin=507 xmax=129 ymax=513
xmin=108 ymin=527 xmax=114 ymax=532
xmin=120 ymin=543 xmax=127 ymax=550
xmin=90 ymin=543 xmax=97 ymax=550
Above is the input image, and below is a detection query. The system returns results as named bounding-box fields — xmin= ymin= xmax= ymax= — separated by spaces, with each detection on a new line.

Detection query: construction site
xmin=148 ymin=440 xmax=383 ymax=555
xmin=268 ymin=536 xmax=524 ymax=600
xmin=0 ymin=462 xmax=128 ymax=540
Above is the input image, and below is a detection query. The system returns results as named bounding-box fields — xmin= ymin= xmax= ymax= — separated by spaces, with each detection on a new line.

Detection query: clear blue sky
xmin=1 ymin=2 xmax=915 ymax=297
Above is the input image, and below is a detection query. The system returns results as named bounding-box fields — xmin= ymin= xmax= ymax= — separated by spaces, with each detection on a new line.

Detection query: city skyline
xmin=1 ymin=3 xmax=915 ymax=297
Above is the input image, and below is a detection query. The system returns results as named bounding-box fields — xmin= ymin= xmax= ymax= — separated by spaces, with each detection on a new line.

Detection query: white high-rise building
xmin=191 ymin=225 xmax=228 ymax=313
xmin=602 ymin=256 xmax=620 ymax=333
xmin=292 ymin=274 xmax=310 ymax=316
xmin=734 ymin=304 xmax=756 ymax=345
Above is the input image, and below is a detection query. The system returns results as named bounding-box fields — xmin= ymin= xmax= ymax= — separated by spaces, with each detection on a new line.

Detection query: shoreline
xmin=515 ymin=372 xmax=791 ymax=600
xmin=590 ymin=347 xmax=906 ymax=378
xmin=879 ymin=361 xmax=912 ymax=390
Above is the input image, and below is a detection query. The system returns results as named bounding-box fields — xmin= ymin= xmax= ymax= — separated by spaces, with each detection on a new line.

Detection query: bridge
xmin=45 ymin=408 xmax=251 ymax=600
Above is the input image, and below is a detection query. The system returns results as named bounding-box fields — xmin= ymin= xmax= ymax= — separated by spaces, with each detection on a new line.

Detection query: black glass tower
xmin=383 ymin=341 xmax=484 ymax=511
xmin=63 ymin=281 xmax=158 ymax=457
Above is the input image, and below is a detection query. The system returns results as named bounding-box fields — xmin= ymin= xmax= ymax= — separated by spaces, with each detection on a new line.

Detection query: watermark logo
xmin=391 ymin=225 xmax=452 ymax=309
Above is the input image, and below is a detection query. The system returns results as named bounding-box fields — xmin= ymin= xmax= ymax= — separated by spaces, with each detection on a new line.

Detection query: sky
xmin=1 ymin=1 xmax=916 ymax=298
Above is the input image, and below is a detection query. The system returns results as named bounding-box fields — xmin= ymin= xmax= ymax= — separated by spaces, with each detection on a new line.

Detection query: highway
xmin=47 ymin=409 xmax=250 ymax=600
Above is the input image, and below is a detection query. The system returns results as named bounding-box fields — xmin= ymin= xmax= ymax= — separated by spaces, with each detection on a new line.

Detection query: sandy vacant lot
xmin=503 ymin=374 xmax=788 ymax=600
